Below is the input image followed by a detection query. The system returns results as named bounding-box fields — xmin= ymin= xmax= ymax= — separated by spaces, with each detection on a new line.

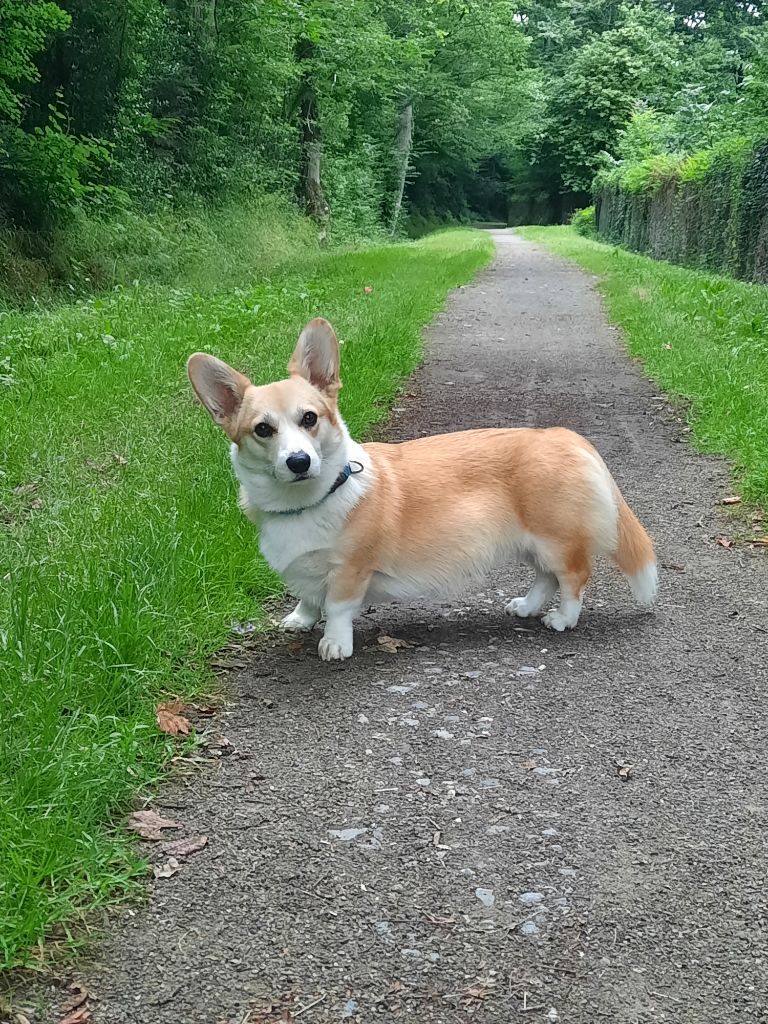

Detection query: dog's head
xmin=187 ymin=318 xmax=345 ymax=483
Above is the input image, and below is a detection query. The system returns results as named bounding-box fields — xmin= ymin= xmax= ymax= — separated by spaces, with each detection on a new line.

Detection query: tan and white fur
xmin=187 ymin=318 xmax=657 ymax=661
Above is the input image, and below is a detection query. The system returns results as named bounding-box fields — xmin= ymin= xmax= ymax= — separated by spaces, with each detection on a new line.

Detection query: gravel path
xmin=46 ymin=232 xmax=768 ymax=1023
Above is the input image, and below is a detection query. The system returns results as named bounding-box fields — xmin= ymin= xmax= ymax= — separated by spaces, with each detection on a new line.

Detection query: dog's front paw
xmin=280 ymin=610 xmax=315 ymax=632
xmin=505 ymin=596 xmax=534 ymax=618
xmin=542 ymin=609 xmax=576 ymax=632
xmin=318 ymin=635 xmax=353 ymax=661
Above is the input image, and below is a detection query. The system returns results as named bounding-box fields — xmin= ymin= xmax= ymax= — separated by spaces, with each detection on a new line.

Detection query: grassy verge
xmin=518 ymin=226 xmax=768 ymax=504
xmin=0 ymin=195 xmax=321 ymax=304
xmin=0 ymin=225 xmax=494 ymax=969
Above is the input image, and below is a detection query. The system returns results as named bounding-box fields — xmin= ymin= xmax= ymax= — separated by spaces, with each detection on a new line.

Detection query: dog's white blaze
xmin=257 ymin=440 xmax=372 ymax=578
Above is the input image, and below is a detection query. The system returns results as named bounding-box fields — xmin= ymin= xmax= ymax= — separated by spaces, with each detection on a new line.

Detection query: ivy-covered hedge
xmin=595 ymin=139 xmax=768 ymax=282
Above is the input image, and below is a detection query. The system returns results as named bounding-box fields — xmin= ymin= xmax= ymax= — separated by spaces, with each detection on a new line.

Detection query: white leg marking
xmin=542 ymin=586 xmax=583 ymax=631
xmin=280 ymin=599 xmax=320 ymax=632
xmin=505 ymin=569 xmax=558 ymax=618
xmin=318 ymin=597 xmax=360 ymax=661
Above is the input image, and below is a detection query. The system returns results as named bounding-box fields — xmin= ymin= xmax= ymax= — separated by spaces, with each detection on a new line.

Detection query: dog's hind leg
xmin=281 ymin=599 xmax=321 ymax=632
xmin=505 ymin=568 xmax=558 ymax=618
xmin=542 ymin=545 xmax=591 ymax=631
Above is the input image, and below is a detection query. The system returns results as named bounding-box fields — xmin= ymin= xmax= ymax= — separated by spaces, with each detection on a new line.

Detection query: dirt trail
xmin=48 ymin=232 xmax=768 ymax=1022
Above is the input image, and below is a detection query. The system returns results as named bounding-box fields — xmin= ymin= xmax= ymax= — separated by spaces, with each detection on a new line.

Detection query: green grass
xmin=0 ymin=224 xmax=494 ymax=970
xmin=518 ymin=226 xmax=768 ymax=505
xmin=0 ymin=195 xmax=322 ymax=303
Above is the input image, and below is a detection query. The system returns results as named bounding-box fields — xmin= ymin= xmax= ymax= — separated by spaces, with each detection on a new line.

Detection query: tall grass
xmin=0 ymin=223 xmax=494 ymax=968
xmin=518 ymin=226 xmax=768 ymax=504
xmin=0 ymin=195 xmax=320 ymax=303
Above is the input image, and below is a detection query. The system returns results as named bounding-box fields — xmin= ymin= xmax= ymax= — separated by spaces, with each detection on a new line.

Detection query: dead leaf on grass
xmin=127 ymin=809 xmax=180 ymax=840
xmin=153 ymin=856 xmax=181 ymax=879
xmin=751 ymin=535 xmax=768 ymax=546
xmin=722 ymin=495 xmax=742 ymax=505
xmin=521 ymin=758 xmax=538 ymax=770
xmin=28 ymin=499 xmax=43 ymax=510
xmin=364 ymin=286 xmax=373 ymax=294
xmin=715 ymin=536 xmax=733 ymax=549
xmin=13 ymin=482 xmax=38 ymax=496
xmin=615 ymin=760 xmax=634 ymax=781
xmin=156 ymin=700 xmax=191 ymax=737
xmin=377 ymin=635 xmax=411 ymax=654
xmin=161 ymin=835 xmax=208 ymax=858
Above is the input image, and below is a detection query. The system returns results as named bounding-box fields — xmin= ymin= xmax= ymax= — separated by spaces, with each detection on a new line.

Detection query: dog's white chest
xmin=259 ymin=514 xmax=339 ymax=577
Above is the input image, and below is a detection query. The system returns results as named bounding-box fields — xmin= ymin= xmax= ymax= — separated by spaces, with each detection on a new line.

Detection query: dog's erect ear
xmin=187 ymin=353 xmax=251 ymax=429
xmin=288 ymin=318 xmax=341 ymax=398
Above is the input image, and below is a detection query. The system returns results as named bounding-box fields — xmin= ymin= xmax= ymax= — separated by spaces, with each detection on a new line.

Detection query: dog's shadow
xmin=238 ymin=600 xmax=659 ymax=696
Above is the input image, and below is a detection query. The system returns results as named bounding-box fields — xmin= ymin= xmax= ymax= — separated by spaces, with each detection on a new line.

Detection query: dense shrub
xmin=571 ymin=206 xmax=596 ymax=237
xmin=595 ymin=139 xmax=768 ymax=283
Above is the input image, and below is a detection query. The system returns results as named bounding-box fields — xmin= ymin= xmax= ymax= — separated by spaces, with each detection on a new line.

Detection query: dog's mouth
xmin=291 ymin=473 xmax=310 ymax=482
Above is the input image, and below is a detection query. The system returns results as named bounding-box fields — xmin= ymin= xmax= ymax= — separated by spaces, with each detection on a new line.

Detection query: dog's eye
xmin=254 ymin=422 xmax=274 ymax=439
xmin=301 ymin=411 xmax=318 ymax=429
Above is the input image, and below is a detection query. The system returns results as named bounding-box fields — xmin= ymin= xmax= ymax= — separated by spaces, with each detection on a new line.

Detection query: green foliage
xmin=1 ymin=109 xmax=118 ymax=231
xmin=519 ymin=225 xmax=768 ymax=502
xmin=0 ymin=0 xmax=69 ymax=122
xmin=594 ymin=131 xmax=768 ymax=281
xmin=0 ymin=0 xmax=534 ymax=253
xmin=0 ymin=195 xmax=320 ymax=302
xmin=509 ymin=0 xmax=768 ymax=219
xmin=571 ymin=205 xmax=596 ymax=236
xmin=0 ymin=225 xmax=493 ymax=968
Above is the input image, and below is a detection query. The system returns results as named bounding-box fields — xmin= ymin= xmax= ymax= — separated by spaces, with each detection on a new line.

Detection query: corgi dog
xmin=187 ymin=318 xmax=657 ymax=661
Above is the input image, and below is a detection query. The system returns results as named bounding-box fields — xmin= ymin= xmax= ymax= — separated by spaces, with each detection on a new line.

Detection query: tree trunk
xmin=390 ymin=102 xmax=413 ymax=235
xmin=295 ymin=40 xmax=329 ymax=239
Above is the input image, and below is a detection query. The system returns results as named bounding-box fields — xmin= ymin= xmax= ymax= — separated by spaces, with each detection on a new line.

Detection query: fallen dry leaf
xmin=127 ymin=809 xmax=180 ymax=840
xmin=28 ymin=499 xmax=44 ymax=510
xmin=521 ymin=758 xmax=538 ymax=770
xmin=364 ymin=286 xmax=373 ymax=294
xmin=156 ymin=700 xmax=191 ymax=737
xmin=161 ymin=835 xmax=208 ymax=858
xmin=153 ymin=856 xmax=180 ymax=879
xmin=60 ymin=1008 xmax=90 ymax=1024
xmin=461 ymin=981 xmax=495 ymax=1005
xmin=377 ymin=635 xmax=411 ymax=654
xmin=663 ymin=343 xmax=673 ymax=351
xmin=722 ymin=495 xmax=742 ymax=505
xmin=13 ymin=482 xmax=38 ymax=495
xmin=615 ymin=760 xmax=634 ymax=781
xmin=715 ymin=536 xmax=733 ymax=549
xmin=751 ymin=536 xmax=768 ymax=546
xmin=423 ymin=913 xmax=456 ymax=928
xmin=112 ymin=453 xmax=128 ymax=465
xmin=204 ymin=733 xmax=233 ymax=754
xmin=62 ymin=984 xmax=89 ymax=1014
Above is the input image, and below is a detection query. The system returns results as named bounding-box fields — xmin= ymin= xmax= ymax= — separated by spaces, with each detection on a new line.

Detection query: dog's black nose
xmin=286 ymin=451 xmax=311 ymax=475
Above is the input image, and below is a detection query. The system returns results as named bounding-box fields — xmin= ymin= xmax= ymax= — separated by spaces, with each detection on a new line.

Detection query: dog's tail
xmin=612 ymin=493 xmax=657 ymax=606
